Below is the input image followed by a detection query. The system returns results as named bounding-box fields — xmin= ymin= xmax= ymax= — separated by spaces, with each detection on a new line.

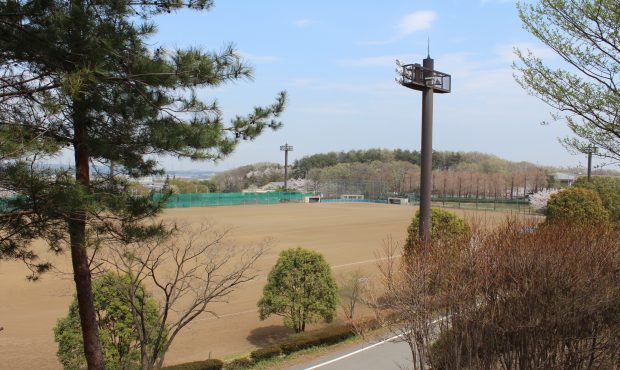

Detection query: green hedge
xmin=249 ymin=323 xmax=356 ymax=362
xmin=167 ymin=322 xmax=364 ymax=369
xmin=162 ymin=359 xmax=224 ymax=370
xmin=249 ymin=345 xmax=282 ymax=361
xmin=224 ymin=357 xmax=253 ymax=369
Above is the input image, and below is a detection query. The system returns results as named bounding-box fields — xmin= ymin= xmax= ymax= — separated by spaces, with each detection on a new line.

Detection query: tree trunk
xmin=70 ymin=104 xmax=105 ymax=370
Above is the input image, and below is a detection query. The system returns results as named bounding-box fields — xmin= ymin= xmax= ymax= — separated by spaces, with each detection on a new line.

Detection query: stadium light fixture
xmin=583 ymin=145 xmax=598 ymax=181
xmin=280 ymin=144 xmax=294 ymax=191
xmin=396 ymin=45 xmax=451 ymax=246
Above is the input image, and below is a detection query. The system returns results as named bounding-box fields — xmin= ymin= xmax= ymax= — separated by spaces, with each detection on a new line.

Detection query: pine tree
xmin=0 ymin=1 xmax=286 ymax=368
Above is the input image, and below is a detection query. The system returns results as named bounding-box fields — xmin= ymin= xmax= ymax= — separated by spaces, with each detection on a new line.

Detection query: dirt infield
xmin=0 ymin=203 xmax=522 ymax=369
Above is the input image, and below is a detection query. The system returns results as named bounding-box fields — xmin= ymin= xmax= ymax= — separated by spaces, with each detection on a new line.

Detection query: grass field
xmin=0 ymin=203 xmax=537 ymax=369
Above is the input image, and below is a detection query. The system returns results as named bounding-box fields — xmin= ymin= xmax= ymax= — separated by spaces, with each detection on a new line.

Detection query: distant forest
xmin=290 ymin=149 xmax=540 ymax=177
xmin=206 ymin=149 xmax=554 ymax=197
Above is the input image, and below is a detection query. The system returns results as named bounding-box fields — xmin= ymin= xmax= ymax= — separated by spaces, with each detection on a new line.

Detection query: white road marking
xmin=332 ymin=255 xmax=401 ymax=269
xmin=303 ymin=316 xmax=447 ymax=370
xmin=304 ymin=334 xmax=403 ymax=370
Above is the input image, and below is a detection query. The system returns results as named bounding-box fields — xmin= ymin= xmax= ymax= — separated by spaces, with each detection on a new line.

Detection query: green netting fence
xmin=152 ymin=191 xmax=313 ymax=208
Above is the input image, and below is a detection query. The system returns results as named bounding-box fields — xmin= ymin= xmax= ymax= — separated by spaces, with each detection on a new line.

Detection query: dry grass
xmin=0 ymin=203 xmax=527 ymax=369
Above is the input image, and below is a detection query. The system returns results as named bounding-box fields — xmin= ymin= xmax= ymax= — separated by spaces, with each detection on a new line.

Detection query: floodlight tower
xmin=584 ymin=145 xmax=598 ymax=181
xmin=396 ymin=49 xmax=451 ymax=245
xmin=280 ymin=143 xmax=294 ymax=191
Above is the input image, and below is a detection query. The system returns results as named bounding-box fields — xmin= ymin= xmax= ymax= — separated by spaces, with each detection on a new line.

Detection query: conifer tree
xmin=0 ymin=1 xmax=286 ymax=368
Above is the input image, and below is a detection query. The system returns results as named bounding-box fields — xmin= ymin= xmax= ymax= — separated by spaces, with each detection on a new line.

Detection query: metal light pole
xmin=584 ymin=145 xmax=598 ymax=181
xmin=396 ymin=52 xmax=451 ymax=245
xmin=280 ymin=143 xmax=293 ymax=191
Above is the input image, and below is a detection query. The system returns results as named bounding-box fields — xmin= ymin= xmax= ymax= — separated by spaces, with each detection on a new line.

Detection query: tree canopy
xmin=515 ymin=0 xmax=620 ymax=163
xmin=0 ymin=1 xmax=285 ymax=367
xmin=404 ymin=208 xmax=470 ymax=254
xmin=545 ymin=187 xmax=610 ymax=226
xmin=572 ymin=176 xmax=620 ymax=228
xmin=258 ymin=248 xmax=338 ymax=333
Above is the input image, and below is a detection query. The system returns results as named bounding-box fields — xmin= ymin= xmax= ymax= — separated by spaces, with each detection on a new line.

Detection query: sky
xmin=144 ymin=0 xmax=588 ymax=172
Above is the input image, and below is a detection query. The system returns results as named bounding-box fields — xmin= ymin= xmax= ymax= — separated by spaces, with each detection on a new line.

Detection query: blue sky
xmin=149 ymin=0 xmax=586 ymax=171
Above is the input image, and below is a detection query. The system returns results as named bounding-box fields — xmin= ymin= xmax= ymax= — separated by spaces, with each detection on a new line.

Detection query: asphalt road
xmin=291 ymin=334 xmax=414 ymax=370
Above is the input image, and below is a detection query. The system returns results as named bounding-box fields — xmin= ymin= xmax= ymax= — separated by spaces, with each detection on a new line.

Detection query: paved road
xmin=290 ymin=334 xmax=414 ymax=370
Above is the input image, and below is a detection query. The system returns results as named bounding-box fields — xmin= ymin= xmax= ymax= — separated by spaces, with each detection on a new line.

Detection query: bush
xmin=573 ymin=176 xmax=620 ymax=228
xmin=54 ymin=272 xmax=161 ymax=370
xmin=250 ymin=346 xmax=282 ymax=361
xmin=419 ymin=221 xmax=620 ymax=368
xmin=280 ymin=324 xmax=354 ymax=354
xmin=249 ymin=323 xmax=357 ymax=361
xmin=162 ymin=359 xmax=224 ymax=370
xmin=224 ymin=357 xmax=253 ymax=369
xmin=404 ymin=208 xmax=470 ymax=254
xmin=545 ymin=187 xmax=609 ymax=226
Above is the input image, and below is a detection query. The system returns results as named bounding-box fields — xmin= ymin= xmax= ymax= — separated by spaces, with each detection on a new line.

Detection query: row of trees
xmin=306 ymin=160 xmax=550 ymax=199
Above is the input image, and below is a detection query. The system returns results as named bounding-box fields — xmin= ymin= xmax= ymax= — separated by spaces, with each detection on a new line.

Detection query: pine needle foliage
xmin=1 ymin=1 xmax=286 ymax=368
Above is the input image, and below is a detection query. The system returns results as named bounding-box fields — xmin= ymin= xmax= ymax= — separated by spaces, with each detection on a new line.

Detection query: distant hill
xmin=291 ymin=148 xmax=544 ymax=177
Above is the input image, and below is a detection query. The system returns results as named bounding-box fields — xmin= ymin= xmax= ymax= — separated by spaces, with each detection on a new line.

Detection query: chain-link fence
xmin=153 ymin=191 xmax=313 ymax=208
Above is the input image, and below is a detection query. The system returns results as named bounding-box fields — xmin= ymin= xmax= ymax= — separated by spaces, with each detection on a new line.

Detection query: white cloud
xmin=293 ymin=19 xmax=316 ymax=28
xmin=359 ymin=10 xmax=437 ymax=45
xmin=397 ymin=11 xmax=437 ymax=36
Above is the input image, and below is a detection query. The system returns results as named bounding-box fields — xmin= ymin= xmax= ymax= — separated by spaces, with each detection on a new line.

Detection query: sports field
xmin=0 ymin=203 xmax=527 ymax=369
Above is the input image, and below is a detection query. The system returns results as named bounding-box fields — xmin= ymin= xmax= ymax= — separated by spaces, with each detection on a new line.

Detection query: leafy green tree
xmin=54 ymin=273 xmax=161 ymax=370
xmin=258 ymin=248 xmax=338 ymax=333
xmin=0 ymin=1 xmax=285 ymax=368
xmin=545 ymin=187 xmax=610 ymax=226
xmin=515 ymin=0 xmax=620 ymax=162
xmin=573 ymin=176 xmax=620 ymax=229
xmin=405 ymin=208 xmax=470 ymax=254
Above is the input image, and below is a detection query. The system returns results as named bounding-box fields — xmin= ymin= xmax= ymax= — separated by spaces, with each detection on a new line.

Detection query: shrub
xmin=162 ymin=359 xmax=224 ymax=370
xmin=54 ymin=272 xmax=161 ymax=370
xmin=249 ymin=323 xmax=357 ymax=362
xmin=407 ymin=220 xmax=620 ymax=368
xmin=404 ymin=208 xmax=470 ymax=254
xmin=545 ymin=187 xmax=609 ymax=226
xmin=250 ymin=346 xmax=282 ymax=361
xmin=280 ymin=324 xmax=354 ymax=354
xmin=225 ymin=357 xmax=253 ymax=369
xmin=258 ymin=248 xmax=338 ymax=332
xmin=573 ymin=176 xmax=620 ymax=228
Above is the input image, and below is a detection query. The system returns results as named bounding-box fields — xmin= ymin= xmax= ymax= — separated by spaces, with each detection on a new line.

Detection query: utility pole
xmin=584 ymin=145 xmax=597 ymax=181
xmin=396 ymin=48 xmax=451 ymax=245
xmin=280 ymin=143 xmax=293 ymax=191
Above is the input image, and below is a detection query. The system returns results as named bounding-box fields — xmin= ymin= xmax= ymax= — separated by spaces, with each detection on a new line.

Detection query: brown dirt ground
xmin=0 ymin=203 xmax=530 ymax=369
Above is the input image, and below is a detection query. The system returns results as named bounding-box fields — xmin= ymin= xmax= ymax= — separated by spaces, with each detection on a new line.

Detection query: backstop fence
xmin=153 ymin=191 xmax=313 ymax=208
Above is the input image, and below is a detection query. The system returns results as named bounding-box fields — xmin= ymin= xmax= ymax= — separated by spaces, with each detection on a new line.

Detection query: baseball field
xmin=0 ymin=202 xmax=527 ymax=369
